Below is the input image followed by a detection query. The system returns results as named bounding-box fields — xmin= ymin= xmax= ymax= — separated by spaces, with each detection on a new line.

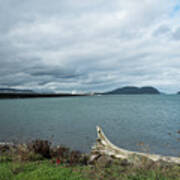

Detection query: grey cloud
xmin=172 ymin=27 xmax=180 ymax=40
xmin=0 ymin=0 xmax=180 ymax=93
xmin=153 ymin=25 xmax=171 ymax=36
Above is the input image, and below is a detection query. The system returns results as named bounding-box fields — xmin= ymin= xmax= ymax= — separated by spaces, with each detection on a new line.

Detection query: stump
xmin=90 ymin=126 xmax=180 ymax=165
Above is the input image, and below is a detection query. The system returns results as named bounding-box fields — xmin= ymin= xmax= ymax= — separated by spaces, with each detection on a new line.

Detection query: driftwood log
xmin=90 ymin=126 xmax=180 ymax=165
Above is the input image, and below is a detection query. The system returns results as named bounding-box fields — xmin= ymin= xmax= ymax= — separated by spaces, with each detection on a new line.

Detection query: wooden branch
xmin=91 ymin=126 xmax=180 ymax=165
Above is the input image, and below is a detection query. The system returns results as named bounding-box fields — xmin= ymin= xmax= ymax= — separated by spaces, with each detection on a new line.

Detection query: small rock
xmin=177 ymin=130 xmax=180 ymax=134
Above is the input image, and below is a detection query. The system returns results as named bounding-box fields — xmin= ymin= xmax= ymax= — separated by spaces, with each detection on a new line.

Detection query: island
xmin=103 ymin=86 xmax=160 ymax=95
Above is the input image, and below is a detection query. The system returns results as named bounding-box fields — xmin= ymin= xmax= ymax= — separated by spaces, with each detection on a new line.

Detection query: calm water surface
xmin=0 ymin=95 xmax=179 ymax=156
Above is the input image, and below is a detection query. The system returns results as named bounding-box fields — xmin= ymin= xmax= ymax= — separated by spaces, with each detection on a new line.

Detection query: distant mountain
xmin=0 ymin=88 xmax=34 ymax=94
xmin=104 ymin=86 xmax=160 ymax=95
xmin=177 ymin=91 xmax=180 ymax=94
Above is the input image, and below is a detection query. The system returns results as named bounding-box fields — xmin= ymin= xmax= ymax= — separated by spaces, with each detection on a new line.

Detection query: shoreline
xmin=0 ymin=93 xmax=89 ymax=99
xmin=1 ymin=139 xmax=179 ymax=164
xmin=0 ymin=139 xmax=180 ymax=180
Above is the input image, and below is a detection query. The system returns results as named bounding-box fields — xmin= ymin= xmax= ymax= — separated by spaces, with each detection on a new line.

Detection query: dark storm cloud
xmin=0 ymin=0 xmax=180 ymax=93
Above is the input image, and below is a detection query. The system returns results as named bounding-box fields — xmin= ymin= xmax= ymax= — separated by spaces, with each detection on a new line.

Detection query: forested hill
xmin=104 ymin=86 xmax=160 ymax=95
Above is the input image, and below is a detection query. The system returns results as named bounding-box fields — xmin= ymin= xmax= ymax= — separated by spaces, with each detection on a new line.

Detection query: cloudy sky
xmin=0 ymin=0 xmax=180 ymax=93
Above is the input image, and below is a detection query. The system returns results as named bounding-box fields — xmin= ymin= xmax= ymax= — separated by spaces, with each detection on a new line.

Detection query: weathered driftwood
xmin=91 ymin=126 xmax=180 ymax=165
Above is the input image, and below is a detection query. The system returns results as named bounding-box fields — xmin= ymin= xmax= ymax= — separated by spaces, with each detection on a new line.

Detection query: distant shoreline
xmin=0 ymin=93 xmax=89 ymax=99
xmin=1 ymin=86 xmax=180 ymax=97
xmin=0 ymin=93 xmax=178 ymax=99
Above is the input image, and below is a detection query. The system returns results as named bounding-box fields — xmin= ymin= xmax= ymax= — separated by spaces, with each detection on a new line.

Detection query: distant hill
xmin=104 ymin=86 xmax=160 ymax=95
xmin=177 ymin=91 xmax=180 ymax=94
xmin=0 ymin=88 xmax=34 ymax=94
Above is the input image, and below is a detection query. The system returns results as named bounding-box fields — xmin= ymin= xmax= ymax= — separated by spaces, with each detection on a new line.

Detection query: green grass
xmin=0 ymin=160 xmax=180 ymax=180
xmin=0 ymin=153 xmax=180 ymax=180
xmin=0 ymin=161 xmax=85 ymax=180
xmin=84 ymin=162 xmax=180 ymax=180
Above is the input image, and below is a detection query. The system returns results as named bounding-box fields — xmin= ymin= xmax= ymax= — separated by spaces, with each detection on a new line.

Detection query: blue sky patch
xmin=174 ymin=5 xmax=180 ymax=12
xmin=173 ymin=4 xmax=180 ymax=13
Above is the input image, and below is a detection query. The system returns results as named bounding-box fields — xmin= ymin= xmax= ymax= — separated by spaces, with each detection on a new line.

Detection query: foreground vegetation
xmin=0 ymin=140 xmax=179 ymax=180
xmin=1 ymin=159 xmax=180 ymax=180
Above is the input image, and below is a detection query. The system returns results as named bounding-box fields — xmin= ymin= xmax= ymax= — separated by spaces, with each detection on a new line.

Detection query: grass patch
xmin=86 ymin=165 xmax=180 ymax=180
xmin=0 ymin=140 xmax=179 ymax=180
xmin=0 ymin=161 xmax=85 ymax=180
xmin=0 ymin=159 xmax=180 ymax=180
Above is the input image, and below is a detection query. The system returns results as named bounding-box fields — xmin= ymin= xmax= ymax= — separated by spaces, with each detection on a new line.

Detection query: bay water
xmin=0 ymin=95 xmax=179 ymax=156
